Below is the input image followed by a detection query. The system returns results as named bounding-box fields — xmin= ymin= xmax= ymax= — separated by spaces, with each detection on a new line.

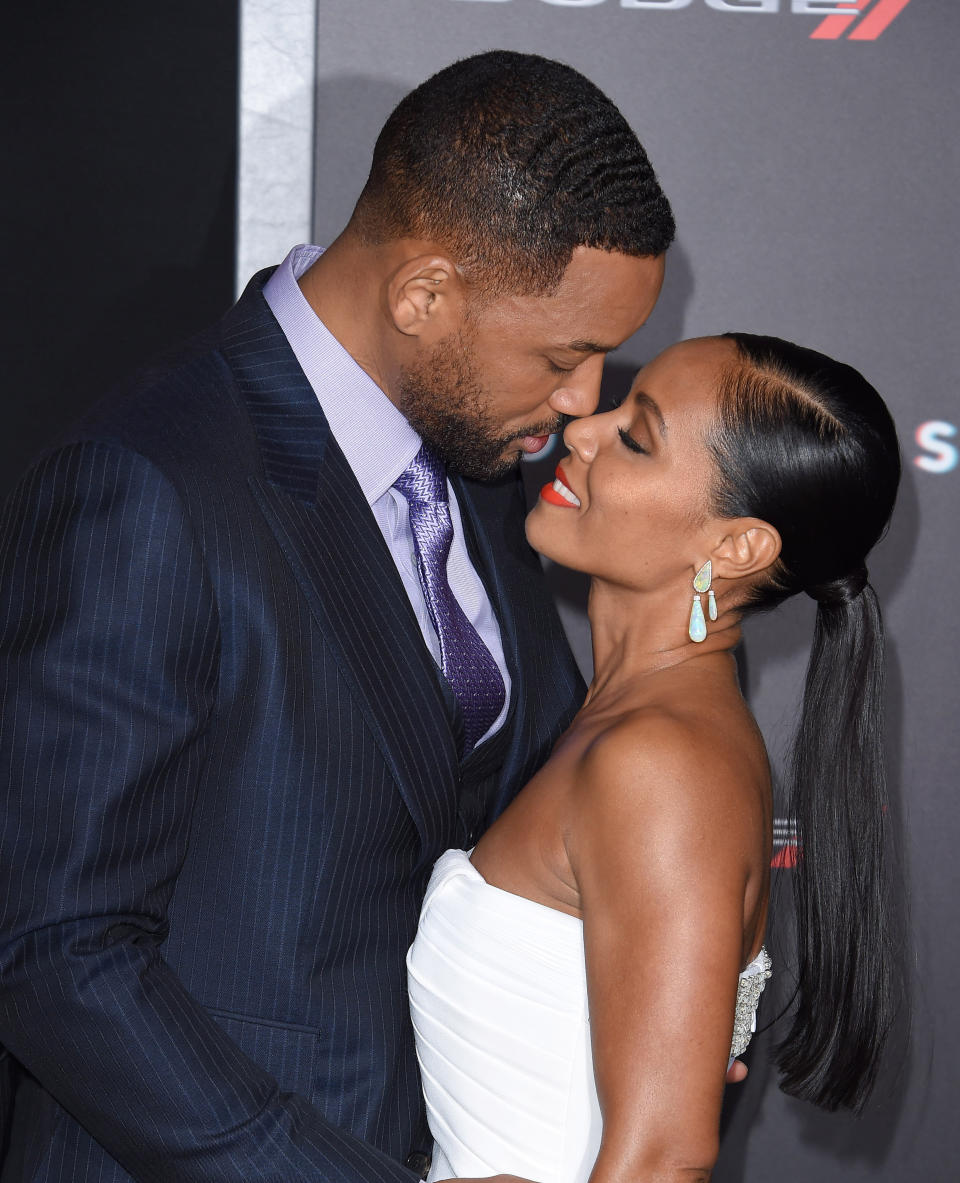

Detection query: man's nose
xmin=547 ymin=353 xmax=606 ymax=419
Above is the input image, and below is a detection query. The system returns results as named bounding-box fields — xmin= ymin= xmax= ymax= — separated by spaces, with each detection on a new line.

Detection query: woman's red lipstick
xmin=540 ymin=464 xmax=581 ymax=508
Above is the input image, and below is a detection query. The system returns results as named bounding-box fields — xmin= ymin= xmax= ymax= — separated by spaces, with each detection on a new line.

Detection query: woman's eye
xmin=618 ymin=427 xmax=647 ymax=455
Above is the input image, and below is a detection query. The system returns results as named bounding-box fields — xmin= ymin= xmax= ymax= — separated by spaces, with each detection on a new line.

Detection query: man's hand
xmin=725 ymin=1058 xmax=748 ymax=1084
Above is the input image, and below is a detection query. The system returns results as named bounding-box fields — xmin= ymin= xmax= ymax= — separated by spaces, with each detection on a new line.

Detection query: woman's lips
xmin=539 ymin=464 xmax=581 ymax=508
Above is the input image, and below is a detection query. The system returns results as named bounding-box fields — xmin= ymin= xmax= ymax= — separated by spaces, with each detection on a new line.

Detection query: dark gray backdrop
xmin=297 ymin=2 xmax=956 ymax=1179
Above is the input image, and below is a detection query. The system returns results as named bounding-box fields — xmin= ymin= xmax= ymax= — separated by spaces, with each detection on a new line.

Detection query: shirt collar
xmin=262 ymin=245 xmax=422 ymax=503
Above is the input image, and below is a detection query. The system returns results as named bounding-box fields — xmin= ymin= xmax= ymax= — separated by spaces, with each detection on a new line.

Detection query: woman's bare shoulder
xmin=569 ymin=698 xmax=769 ymax=869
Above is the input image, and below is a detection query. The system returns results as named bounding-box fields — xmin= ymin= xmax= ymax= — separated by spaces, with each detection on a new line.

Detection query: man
xmin=0 ymin=52 xmax=671 ymax=1181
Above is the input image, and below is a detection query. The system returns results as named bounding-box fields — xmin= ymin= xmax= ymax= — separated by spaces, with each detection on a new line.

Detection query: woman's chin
xmin=524 ymin=503 xmax=552 ymax=553
xmin=524 ymin=506 xmax=586 ymax=572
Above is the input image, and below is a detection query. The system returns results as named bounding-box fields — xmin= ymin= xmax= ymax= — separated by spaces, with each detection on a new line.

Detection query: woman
xmin=406 ymin=333 xmax=900 ymax=1183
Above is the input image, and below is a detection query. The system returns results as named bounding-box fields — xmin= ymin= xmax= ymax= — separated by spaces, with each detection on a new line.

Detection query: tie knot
xmin=394 ymin=444 xmax=448 ymax=505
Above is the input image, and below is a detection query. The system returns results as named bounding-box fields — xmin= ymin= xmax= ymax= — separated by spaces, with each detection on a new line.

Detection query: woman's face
xmin=525 ymin=336 xmax=736 ymax=593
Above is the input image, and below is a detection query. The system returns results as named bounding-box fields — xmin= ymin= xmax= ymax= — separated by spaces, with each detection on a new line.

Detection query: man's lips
xmin=539 ymin=463 xmax=581 ymax=508
xmin=520 ymin=434 xmax=551 ymax=454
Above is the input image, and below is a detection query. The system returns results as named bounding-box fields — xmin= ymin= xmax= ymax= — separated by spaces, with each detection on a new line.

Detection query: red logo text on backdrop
xmin=449 ymin=0 xmax=912 ymax=40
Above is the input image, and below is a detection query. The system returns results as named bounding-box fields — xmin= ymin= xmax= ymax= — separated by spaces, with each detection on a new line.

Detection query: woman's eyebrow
xmin=633 ymin=389 xmax=667 ymax=437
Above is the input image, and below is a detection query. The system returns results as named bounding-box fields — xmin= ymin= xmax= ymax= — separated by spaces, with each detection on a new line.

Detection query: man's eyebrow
xmin=633 ymin=389 xmax=667 ymax=437
xmin=564 ymin=339 xmax=618 ymax=355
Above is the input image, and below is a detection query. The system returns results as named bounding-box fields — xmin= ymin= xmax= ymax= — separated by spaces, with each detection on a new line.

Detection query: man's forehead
xmin=542 ymin=248 xmax=664 ymax=320
xmin=475 ymin=248 xmax=663 ymax=346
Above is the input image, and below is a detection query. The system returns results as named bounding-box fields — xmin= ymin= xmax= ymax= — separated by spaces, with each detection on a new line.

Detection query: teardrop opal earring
xmin=689 ymin=560 xmax=712 ymax=643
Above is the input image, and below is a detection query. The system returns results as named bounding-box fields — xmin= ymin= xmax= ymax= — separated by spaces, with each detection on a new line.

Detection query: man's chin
xmin=455 ymin=452 xmax=522 ymax=482
xmin=437 ymin=437 xmax=526 ymax=482
xmin=420 ymin=420 xmax=559 ymax=481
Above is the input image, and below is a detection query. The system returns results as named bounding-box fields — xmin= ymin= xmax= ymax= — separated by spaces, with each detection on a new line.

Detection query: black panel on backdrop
xmin=2 ymin=4 xmax=238 ymax=499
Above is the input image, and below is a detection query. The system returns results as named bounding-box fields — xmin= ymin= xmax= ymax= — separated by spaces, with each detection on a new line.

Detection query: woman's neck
xmin=583 ymin=577 xmax=742 ymax=708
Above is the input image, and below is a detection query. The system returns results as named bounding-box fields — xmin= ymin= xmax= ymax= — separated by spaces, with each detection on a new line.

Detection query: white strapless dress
xmin=406 ymin=848 xmax=771 ymax=1183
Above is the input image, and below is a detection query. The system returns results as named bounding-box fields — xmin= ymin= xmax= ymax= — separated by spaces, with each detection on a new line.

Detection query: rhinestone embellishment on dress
xmin=729 ymin=947 xmax=773 ymax=1060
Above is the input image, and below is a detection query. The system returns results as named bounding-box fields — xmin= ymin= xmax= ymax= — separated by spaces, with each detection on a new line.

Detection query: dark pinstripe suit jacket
xmin=0 ymin=273 xmax=585 ymax=1182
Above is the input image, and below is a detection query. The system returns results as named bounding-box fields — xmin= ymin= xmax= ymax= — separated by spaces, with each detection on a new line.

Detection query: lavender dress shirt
xmin=263 ymin=245 xmax=511 ymax=742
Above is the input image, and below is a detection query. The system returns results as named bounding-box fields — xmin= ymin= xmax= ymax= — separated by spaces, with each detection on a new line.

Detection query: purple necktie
xmin=394 ymin=445 xmax=506 ymax=753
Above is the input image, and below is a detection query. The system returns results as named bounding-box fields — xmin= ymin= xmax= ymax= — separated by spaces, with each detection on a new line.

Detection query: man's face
xmin=396 ymin=247 xmax=665 ymax=480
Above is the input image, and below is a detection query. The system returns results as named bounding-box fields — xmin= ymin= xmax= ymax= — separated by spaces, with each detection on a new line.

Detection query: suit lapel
xmin=221 ymin=274 xmax=459 ymax=854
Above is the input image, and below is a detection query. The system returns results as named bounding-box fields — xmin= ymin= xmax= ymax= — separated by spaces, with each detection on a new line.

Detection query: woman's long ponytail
xmin=777 ymin=583 xmax=893 ymax=1110
xmin=712 ymin=333 xmax=902 ymax=1111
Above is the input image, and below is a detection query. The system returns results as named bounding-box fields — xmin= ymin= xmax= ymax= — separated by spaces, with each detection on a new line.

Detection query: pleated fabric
xmin=407 ymin=851 xmax=600 ymax=1183
xmin=407 ymin=850 xmax=772 ymax=1183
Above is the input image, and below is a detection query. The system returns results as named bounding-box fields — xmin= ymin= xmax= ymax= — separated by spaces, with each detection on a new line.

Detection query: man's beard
xmin=396 ymin=331 xmax=566 ymax=481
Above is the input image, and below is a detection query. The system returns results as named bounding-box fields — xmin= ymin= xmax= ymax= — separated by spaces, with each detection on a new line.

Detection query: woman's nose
xmin=562 ymin=414 xmax=599 ymax=463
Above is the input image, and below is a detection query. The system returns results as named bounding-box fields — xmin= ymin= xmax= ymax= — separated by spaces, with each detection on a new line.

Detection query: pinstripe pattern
xmin=0 ymin=271 xmax=585 ymax=1182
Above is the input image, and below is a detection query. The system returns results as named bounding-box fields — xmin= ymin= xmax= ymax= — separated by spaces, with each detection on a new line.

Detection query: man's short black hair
xmin=351 ymin=50 xmax=675 ymax=295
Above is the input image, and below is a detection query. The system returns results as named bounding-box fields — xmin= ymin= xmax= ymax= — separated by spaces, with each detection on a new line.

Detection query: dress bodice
xmin=406 ymin=848 xmax=771 ymax=1183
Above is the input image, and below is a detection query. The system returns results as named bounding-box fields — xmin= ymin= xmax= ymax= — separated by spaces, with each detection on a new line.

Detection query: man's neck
xmin=297 ymin=233 xmax=394 ymax=399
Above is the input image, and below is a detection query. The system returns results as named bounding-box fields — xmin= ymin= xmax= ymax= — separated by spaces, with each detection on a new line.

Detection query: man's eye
xmin=547 ymin=359 xmax=576 ymax=375
xmin=618 ymin=427 xmax=647 ymax=455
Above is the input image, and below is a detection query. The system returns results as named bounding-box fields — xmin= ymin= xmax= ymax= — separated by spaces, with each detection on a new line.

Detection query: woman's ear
xmin=711 ymin=518 xmax=782 ymax=581
xmin=387 ymin=254 xmax=463 ymax=337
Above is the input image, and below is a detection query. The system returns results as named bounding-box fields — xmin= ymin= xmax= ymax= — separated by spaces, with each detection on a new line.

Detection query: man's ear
xmin=711 ymin=518 xmax=782 ymax=581
xmin=387 ymin=254 xmax=463 ymax=337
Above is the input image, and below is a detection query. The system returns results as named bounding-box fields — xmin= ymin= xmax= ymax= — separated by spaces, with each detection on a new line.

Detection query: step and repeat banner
xmin=240 ymin=2 xmax=956 ymax=1178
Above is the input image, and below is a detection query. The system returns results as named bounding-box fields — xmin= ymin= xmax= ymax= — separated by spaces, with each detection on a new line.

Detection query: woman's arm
xmin=570 ymin=713 xmax=763 ymax=1183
